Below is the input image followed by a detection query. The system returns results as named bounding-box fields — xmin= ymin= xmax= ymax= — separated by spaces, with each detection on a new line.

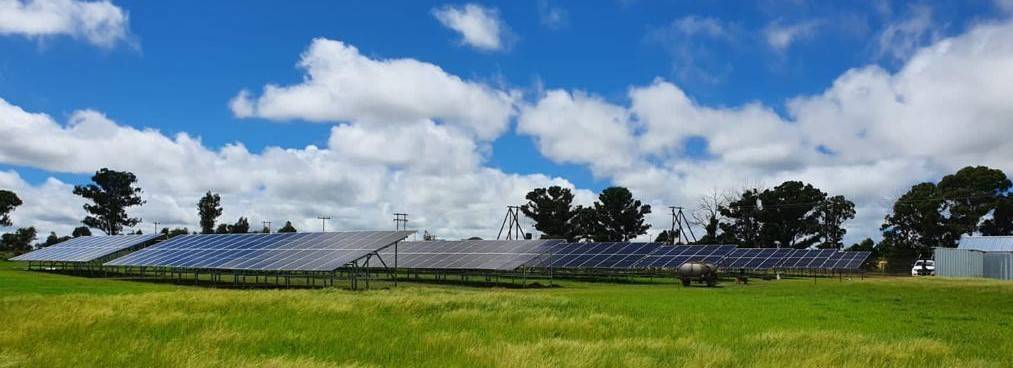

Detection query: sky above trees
xmin=1 ymin=0 xmax=1013 ymax=242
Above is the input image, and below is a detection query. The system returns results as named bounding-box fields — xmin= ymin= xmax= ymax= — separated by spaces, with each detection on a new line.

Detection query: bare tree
xmin=692 ymin=188 xmax=727 ymax=227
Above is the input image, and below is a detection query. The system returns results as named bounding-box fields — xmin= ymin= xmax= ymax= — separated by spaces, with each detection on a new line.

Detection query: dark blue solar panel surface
xmin=777 ymin=249 xmax=837 ymax=269
xmin=377 ymin=239 xmax=562 ymax=270
xmin=105 ymin=231 xmax=413 ymax=271
xmin=821 ymin=251 xmax=871 ymax=269
xmin=532 ymin=242 xmax=661 ymax=269
xmin=10 ymin=234 xmax=159 ymax=262
xmin=716 ymin=248 xmax=794 ymax=270
xmin=633 ymin=245 xmax=737 ymax=269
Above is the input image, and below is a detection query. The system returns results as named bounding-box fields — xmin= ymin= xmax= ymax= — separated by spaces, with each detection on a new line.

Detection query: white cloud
xmin=876 ymin=6 xmax=937 ymax=61
xmin=537 ymin=0 xmax=568 ymax=30
xmin=764 ymin=20 xmax=821 ymax=51
xmin=0 ymin=0 xmax=129 ymax=47
xmin=432 ymin=3 xmax=508 ymax=51
xmin=646 ymin=16 xmax=736 ymax=85
xmin=0 ymin=97 xmax=591 ymax=239
xmin=517 ymin=90 xmax=638 ymax=176
xmin=230 ymin=38 xmax=518 ymax=140
xmin=672 ymin=15 xmax=728 ymax=38
xmin=519 ymin=20 xmax=1013 ymax=242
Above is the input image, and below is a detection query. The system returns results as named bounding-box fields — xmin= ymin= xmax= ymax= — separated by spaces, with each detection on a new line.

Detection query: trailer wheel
xmin=681 ymin=278 xmax=691 ymax=286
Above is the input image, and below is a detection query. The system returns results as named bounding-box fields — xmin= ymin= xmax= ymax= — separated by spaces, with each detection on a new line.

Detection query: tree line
xmin=3 ymin=165 xmax=1012 ymax=256
xmin=520 ymin=181 xmax=856 ymax=248
xmin=0 ymin=168 xmax=299 ymax=255
xmin=520 ymin=165 xmax=1013 ymax=255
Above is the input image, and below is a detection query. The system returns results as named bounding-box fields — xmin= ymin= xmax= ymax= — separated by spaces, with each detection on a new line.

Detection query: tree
xmin=593 ymin=187 xmax=651 ymax=241
xmin=229 ymin=217 xmax=250 ymax=234
xmin=695 ymin=215 xmax=723 ymax=244
xmin=654 ymin=230 xmax=675 ymax=243
xmin=691 ymin=190 xmax=726 ymax=243
xmin=881 ymin=182 xmax=950 ymax=257
xmin=980 ymin=195 xmax=1013 ymax=236
xmin=72 ymin=226 xmax=92 ymax=237
xmin=160 ymin=227 xmax=190 ymax=239
xmin=72 ymin=168 xmax=145 ymax=235
xmin=815 ymin=195 xmax=856 ymax=249
xmin=43 ymin=232 xmax=70 ymax=247
xmin=571 ymin=206 xmax=604 ymax=242
xmin=0 ymin=189 xmax=22 ymax=227
xmin=719 ymin=189 xmax=762 ymax=246
xmin=757 ymin=181 xmax=826 ymax=248
xmin=197 ymin=191 xmax=223 ymax=234
xmin=937 ymin=166 xmax=1011 ymax=237
xmin=520 ymin=186 xmax=578 ymax=240
xmin=215 ymin=223 xmax=230 ymax=234
xmin=261 ymin=225 xmax=270 ymax=233
xmin=1 ymin=227 xmax=37 ymax=253
xmin=278 ymin=221 xmax=297 ymax=233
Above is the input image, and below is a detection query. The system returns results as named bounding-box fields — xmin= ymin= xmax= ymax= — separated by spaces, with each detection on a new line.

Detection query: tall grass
xmin=1 ymin=262 xmax=1011 ymax=367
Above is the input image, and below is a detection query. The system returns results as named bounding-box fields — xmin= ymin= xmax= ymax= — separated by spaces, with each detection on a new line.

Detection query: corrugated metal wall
xmin=983 ymin=252 xmax=1013 ymax=280
xmin=935 ymin=248 xmax=983 ymax=278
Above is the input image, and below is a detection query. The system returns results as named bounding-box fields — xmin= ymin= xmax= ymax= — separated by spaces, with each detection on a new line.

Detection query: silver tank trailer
xmin=677 ymin=261 xmax=718 ymax=287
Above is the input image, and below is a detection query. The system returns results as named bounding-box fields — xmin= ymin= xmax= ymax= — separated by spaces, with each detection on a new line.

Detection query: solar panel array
xmin=378 ymin=239 xmax=562 ymax=271
xmin=822 ymin=251 xmax=871 ymax=269
xmin=633 ymin=245 xmax=737 ymax=269
xmin=715 ymin=248 xmax=794 ymax=270
xmin=716 ymin=248 xmax=871 ymax=270
xmin=777 ymin=249 xmax=838 ymax=269
xmin=10 ymin=234 xmax=160 ymax=263
xmin=105 ymin=231 xmax=413 ymax=271
xmin=530 ymin=242 xmax=662 ymax=269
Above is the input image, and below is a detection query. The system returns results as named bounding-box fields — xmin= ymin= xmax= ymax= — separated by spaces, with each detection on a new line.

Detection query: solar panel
xmin=377 ymin=239 xmax=562 ymax=271
xmin=715 ymin=248 xmax=794 ymax=270
xmin=633 ymin=245 xmax=737 ymax=269
xmin=821 ymin=251 xmax=871 ymax=269
xmin=531 ymin=242 xmax=661 ymax=269
xmin=105 ymin=231 xmax=413 ymax=271
xmin=775 ymin=249 xmax=838 ymax=269
xmin=10 ymin=234 xmax=160 ymax=263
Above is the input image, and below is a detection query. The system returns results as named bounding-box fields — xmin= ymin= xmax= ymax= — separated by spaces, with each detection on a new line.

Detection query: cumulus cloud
xmin=0 ymin=97 xmax=590 ymax=239
xmin=432 ymin=3 xmax=509 ymax=51
xmin=230 ymin=38 xmax=518 ymax=140
xmin=520 ymin=20 xmax=1013 ymax=242
xmin=0 ymin=0 xmax=130 ymax=47
xmin=517 ymin=90 xmax=638 ymax=176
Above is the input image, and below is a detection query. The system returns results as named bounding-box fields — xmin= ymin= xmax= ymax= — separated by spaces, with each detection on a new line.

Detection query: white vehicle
xmin=911 ymin=260 xmax=935 ymax=276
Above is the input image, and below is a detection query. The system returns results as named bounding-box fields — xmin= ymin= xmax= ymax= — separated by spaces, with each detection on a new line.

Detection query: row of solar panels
xmin=11 ymin=233 xmax=870 ymax=272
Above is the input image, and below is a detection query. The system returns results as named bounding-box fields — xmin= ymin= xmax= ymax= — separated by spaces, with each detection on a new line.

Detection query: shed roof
xmin=958 ymin=236 xmax=1013 ymax=252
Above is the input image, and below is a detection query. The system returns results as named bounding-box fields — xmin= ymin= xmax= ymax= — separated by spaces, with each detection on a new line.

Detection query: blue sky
xmin=0 ymin=0 xmax=998 ymax=188
xmin=2 ymin=0 xmax=1013 ymax=240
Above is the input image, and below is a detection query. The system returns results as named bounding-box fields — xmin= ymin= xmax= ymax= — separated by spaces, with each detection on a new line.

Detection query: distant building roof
xmin=958 ymin=236 xmax=1013 ymax=252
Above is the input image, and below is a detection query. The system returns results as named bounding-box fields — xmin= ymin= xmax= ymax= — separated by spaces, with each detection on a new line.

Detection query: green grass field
xmin=1 ymin=261 xmax=1011 ymax=368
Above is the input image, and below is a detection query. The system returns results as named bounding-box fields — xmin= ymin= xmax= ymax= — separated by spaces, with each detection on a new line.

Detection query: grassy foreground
xmin=1 ymin=262 xmax=1011 ymax=368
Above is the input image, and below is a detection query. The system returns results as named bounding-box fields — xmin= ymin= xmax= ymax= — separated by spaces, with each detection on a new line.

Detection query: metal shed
xmin=983 ymin=252 xmax=1013 ymax=280
xmin=935 ymin=248 xmax=984 ymax=278
xmin=936 ymin=236 xmax=1013 ymax=281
